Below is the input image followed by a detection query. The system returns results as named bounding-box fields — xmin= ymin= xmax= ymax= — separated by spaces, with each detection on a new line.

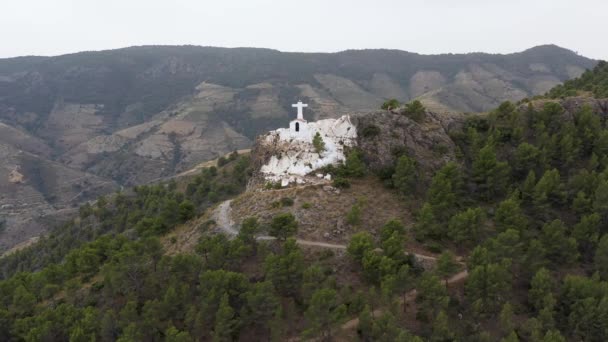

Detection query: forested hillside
xmin=547 ymin=61 xmax=608 ymax=98
xmin=2 ymin=64 xmax=608 ymax=341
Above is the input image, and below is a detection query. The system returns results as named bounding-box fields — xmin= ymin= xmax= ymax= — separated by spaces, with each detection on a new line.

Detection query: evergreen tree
xmin=427 ymin=162 xmax=463 ymax=220
xmin=430 ymin=310 xmax=453 ymax=342
xmin=268 ymin=213 xmax=298 ymax=241
xmin=448 ymin=207 xmax=486 ymax=245
xmin=528 ymin=268 xmax=553 ymax=311
xmin=514 ymin=142 xmax=540 ymax=178
xmin=539 ymin=220 xmax=579 ymax=265
xmin=413 ymin=203 xmax=441 ymax=240
xmin=242 ymin=281 xmax=279 ymax=333
xmin=264 ymin=239 xmax=304 ymax=297
xmin=436 ymin=251 xmax=459 ymax=288
xmin=344 ymin=150 xmax=366 ymax=177
xmin=499 ymin=302 xmax=515 ymax=335
xmin=466 ymin=261 xmax=512 ymax=315
xmin=212 ymin=294 xmax=237 ymax=342
xmin=533 ymin=169 xmax=566 ymax=214
xmin=595 ymin=234 xmax=608 ymax=280
xmin=303 ymin=288 xmax=346 ymax=341
xmin=472 ymin=144 xmax=510 ymax=199
xmin=495 ymin=195 xmax=528 ymax=232
xmin=347 ymin=232 xmax=375 ymax=264
xmin=416 ymin=273 xmax=449 ymax=320
xmin=392 ymin=155 xmax=417 ymax=195
xmin=312 ymin=132 xmax=326 ymax=154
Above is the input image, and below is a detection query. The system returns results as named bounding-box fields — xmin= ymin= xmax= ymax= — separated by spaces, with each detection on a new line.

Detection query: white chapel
xmin=289 ymin=101 xmax=310 ymax=136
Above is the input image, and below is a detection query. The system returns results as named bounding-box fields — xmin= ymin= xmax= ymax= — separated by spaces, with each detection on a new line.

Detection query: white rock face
xmin=260 ymin=115 xmax=357 ymax=185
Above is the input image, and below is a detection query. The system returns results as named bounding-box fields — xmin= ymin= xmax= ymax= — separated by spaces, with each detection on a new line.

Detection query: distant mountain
xmin=0 ymin=45 xmax=597 ymax=252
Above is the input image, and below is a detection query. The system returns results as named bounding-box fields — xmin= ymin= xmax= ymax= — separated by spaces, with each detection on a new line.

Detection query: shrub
xmin=269 ymin=213 xmax=298 ymax=240
xmin=217 ymin=156 xmax=228 ymax=167
xmin=280 ymin=197 xmax=294 ymax=207
xmin=402 ymin=100 xmax=426 ymax=122
xmin=381 ymin=99 xmax=401 ymax=111
xmin=362 ymin=125 xmax=381 ymax=138
xmin=302 ymin=202 xmax=312 ymax=209
xmin=312 ymin=132 xmax=326 ymax=154
xmin=333 ymin=177 xmax=350 ymax=188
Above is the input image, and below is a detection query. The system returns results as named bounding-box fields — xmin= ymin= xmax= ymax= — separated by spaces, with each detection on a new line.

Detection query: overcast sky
xmin=2 ymin=0 xmax=607 ymax=60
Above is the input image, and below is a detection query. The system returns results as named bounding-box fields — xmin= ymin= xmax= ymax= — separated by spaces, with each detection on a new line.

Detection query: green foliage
xmin=472 ymin=144 xmax=511 ymax=199
xmin=413 ymin=203 xmax=440 ymax=241
xmin=303 ymin=288 xmax=346 ymax=340
xmin=548 ymin=61 xmax=608 ymax=98
xmin=392 ymin=155 xmax=417 ymax=195
xmin=347 ymin=232 xmax=375 ymax=263
xmin=539 ymin=220 xmax=579 ymax=265
xmin=381 ymin=98 xmax=401 ymax=111
xmin=436 ymin=251 xmax=459 ymax=285
xmin=361 ymin=124 xmax=381 ymax=138
xmin=595 ymin=235 xmax=608 ymax=280
xmin=346 ymin=199 xmax=365 ymax=226
xmin=466 ymin=260 xmax=512 ymax=315
xmin=332 ymin=176 xmax=350 ymax=188
xmin=212 ymin=293 xmax=237 ymax=342
xmin=280 ymin=197 xmax=294 ymax=207
xmin=312 ymin=132 xmax=326 ymax=154
xmin=402 ymin=100 xmax=426 ymax=122
xmin=268 ymin=213 xmax=298 ymax=241
xmin=264 ymin=239 xmax=304 ymax=297
xmin=343 ymin=149 xmax=367 ymax=177
xmin=448 ymin=207 xmax=486 ymax=245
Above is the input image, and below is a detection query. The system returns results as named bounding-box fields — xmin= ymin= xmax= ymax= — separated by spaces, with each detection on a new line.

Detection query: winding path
xmin=212 ymin=200 xmax=349 ymax=249
xmin=212 ymin=199 xmax=471 ymax=331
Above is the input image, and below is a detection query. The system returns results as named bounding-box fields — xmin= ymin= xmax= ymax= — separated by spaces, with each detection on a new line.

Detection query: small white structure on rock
xmin=259 ymin=101 xmax=357 ymax=186
xmin=288 ymin=101 xmax=310 ymax=138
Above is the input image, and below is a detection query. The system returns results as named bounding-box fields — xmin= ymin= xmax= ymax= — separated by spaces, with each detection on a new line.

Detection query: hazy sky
xmin=2 ymin=0 xmax=607 ymax=59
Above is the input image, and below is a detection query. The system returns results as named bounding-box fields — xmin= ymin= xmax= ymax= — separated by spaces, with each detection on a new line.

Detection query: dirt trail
xmin=212 ymin=200 xmax=348 ymax=249
xmin=213 ymin=200 xmax=239 ymax=235
xmin=212 ymin=199 xmax=471 ymax=332
xmin=211 ymin=200 xmax=455 ymax=260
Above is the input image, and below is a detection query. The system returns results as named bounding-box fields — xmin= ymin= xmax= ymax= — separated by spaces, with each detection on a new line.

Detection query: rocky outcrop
xmin=250 ymin=116 xmax=357 ymax=187
xmin=353 ymin=110 xmax=462 ymax=176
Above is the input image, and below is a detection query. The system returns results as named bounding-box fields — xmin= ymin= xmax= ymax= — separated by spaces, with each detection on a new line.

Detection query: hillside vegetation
xmin=0 ymin=45 xmax=596 ymax=253
xmin=2 ymin=63 xmax=608 ymax=341
xmin=547 ymin=61 xmax=608 ymax=98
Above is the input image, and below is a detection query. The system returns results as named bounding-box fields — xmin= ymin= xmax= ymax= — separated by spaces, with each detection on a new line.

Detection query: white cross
xmin=292 ymin=101 xmax=308 ymax=120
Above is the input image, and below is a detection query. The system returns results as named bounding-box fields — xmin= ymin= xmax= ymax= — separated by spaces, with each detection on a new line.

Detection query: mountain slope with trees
xmin=1 ymin=59 xmax=608 ymax=341
xmin=0 ymin=44 xmax=595 ymax=254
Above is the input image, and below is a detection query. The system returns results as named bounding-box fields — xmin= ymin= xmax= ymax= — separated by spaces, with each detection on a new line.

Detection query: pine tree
xmin=242 ymin=281 xmax=279 ymax=332
xmin=392 ymin=155 xmax=417 ymax=195
xmin=413 ymin=203 xmax=441 ymax=240
xmin=347 ymin=232 xmax=375 ymax=264
xmin=495 ymin=195 xmax=528 ymax=232
xmin=430 ymin=310 xmax=453 ymax=341
xmin=264 ymin=239 xmax=304 ymax=297
xmin=436 ymin=251 xmax=459 ymax=288
xmin=472 ymin=144 xmax=510 ymax=199
xmin=499 ymin=302 xmax=515 ymax=335
xmin=595 ymin=235 xmax=608 ymax=280
xmin=448 ymin=207 xmax=485 ymax=245
xmin=312 ymin=132 xmax=326 ymax=154
xmin=303 ymin=288 xmax=347 ymax=341
xmin=268 ymin=213 xmax=298 ymax=241
xmin=212 ymin=294 xmax=237 ymax=342
xmin=539 ymin=220 xmax=579 ymax=265
xmin=528 ymin=268 xmax=553 ymax=311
